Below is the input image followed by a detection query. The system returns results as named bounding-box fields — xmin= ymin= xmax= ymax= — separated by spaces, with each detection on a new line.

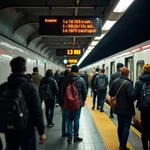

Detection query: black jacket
xmin=109 ymin=76 xmax=135 ymax=116
xmin=61 ymin=72 xmax=87 ymax=107
xmin=82 ymin=74 xmax=89 ymax=87
xmin=132 ymin=72 xmax=150 ymax=111
xmin=0 ymin=73 xmax=45 ymax=136
xmin=94 ymin=74 xmax=108 ymax=91
xmin=91 ymin=72 xmax=99 ymax=90
xmin=40 ymin=76 xmax=59 ymax=99
xmin=109 ymin=70 xmax=120 ymax=88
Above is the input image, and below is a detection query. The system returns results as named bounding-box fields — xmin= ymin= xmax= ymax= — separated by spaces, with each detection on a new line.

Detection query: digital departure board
xmin=39 ymin=16 xmax=101 ymax=36
xmin=56 ymin=48 xmax=82 ymax=56
xmin=68 ymin=59 xmax=78 ymax=64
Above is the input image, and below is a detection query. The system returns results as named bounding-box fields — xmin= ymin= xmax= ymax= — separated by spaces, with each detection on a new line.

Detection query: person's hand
xmin=39 ymin=134 xmax=46 ymax=144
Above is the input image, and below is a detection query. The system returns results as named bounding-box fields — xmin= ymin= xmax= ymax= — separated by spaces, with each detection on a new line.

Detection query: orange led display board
xmin=68 ymin=59 xmax=78 ymax=64
xmin=39 ymin=16 xmax=101 ymax=36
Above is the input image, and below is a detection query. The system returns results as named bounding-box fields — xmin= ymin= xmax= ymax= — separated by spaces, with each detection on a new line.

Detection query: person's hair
xmin=117 ymin=63 xmax=124 ymax=70
xmin=45 ymin=69 xmax=53 ymax=77
xmin=71 ymin=65 xmax=79 ymax=73
xmin=84 ymin=71 xmax=87 ymax=74
xmin=10 ymin=57 xmax=26 ymax=73
xmin=26 ymin=73 xmax=32 ymax=79
xmin=101 ymin=69 xmax=105 ymax=73
xmin=95 ymin=68 xmax=100 ymax=72
xmin=33 ymin=67 xmax=38 ymax=72
xmin=64 ymin=69 xmax=70 ymax=77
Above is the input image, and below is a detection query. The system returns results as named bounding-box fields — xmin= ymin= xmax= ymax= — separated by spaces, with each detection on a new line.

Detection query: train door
xmin=125 ymin=57 xmax=134 ymax=81
xmin=106 ymin=66 xmax=109 ymax=77
xmin=110 ymin=61 xmax=115 ymax=75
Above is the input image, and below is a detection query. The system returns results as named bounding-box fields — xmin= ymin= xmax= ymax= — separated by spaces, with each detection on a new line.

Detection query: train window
xmin=102 ymin=64 xmax=105 ymax=69
xmin=136 ymin=60 xmax=145 ymax=79
xmin=111 ymin=61 xmax=115 ymax=74
xmin=106 ymin=67 xmax=109 ymax=76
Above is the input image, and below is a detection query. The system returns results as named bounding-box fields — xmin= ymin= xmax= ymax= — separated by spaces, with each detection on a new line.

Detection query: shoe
xmin=120 ymin=147 xmax=130 ymax=150
xmin=97 ymin=107 xmax=100 ymax=110
xmin=62 ymin=133 xmax=68 ymax=137
xmin=109 ymin=115 xmax=114 ymax=118
xmin=47 ymin=123 xmax=55 ymax=128
xmin=100 ymin=109 xmax=104 ymax=112
xmin=92 ymin=106 xmax=95 ymax=110
xmin=56 ymin=103 xmax=59 ymax=107
xmin=74 ymin=137 xmax=83 ymax=142
xmin=67 ymin=137 xmax=72 ymax=144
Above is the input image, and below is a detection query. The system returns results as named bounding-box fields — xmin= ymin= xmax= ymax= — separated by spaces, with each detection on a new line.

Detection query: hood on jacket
xmin=7 ymin=73 xmax=30 ymax=87
xmin=99 ymin=74 xmax=106 ymax=78
xmin=42 ymin=76 xmax=53 ymax=83
xmin=66 ymin=72 xmax=80 ymax=82
xmin=119 ymin=75 xmax=133 ymax=83
xmin=139 ymin=72 xmax=150 ymax=82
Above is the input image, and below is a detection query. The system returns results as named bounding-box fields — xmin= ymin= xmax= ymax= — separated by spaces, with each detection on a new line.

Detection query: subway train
xmin=81 ymin=39 xmax=150 ymax=130
xmin=0 ymin=35 xmax=64 ymax=84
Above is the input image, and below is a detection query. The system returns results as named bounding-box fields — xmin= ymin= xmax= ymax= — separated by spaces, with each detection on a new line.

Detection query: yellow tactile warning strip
xmin=86 ymin=95 xmax=134 ymax=150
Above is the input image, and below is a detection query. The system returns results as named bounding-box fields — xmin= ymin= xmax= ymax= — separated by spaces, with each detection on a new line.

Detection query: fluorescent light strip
xmin=102 ymin=20 xmax=116 ymax=31
xmin=113 ymin=0 xmax=134 ymax=13
xmin=94 ymin=34 xmax=105 ymax=40
xmin=90 ymin=41 xmax=99 ymax=46
xmin=142 ymin=44 xmax=150 ymax=49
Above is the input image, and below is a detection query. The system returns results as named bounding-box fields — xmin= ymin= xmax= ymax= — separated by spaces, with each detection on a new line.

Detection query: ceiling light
xmin=102 ymin=20 xmax=116 ymax=31
xmin=94 ymin=34 xmax=105 ymax=40
xmin=90 ymin=41 xmax=99 ymax=46
xmin=113 ymin=0 xmax=134 ymax=13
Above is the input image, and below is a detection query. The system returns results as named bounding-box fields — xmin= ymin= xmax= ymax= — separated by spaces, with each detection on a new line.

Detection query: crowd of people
xmin=0 ymin=56 xmax=150 ymax=150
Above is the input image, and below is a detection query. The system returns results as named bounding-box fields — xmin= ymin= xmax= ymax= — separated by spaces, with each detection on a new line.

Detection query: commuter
xmin=59 ymin=69 xmax=70 ymax=137
xmin=54 ymin=70 xmax=61 ymax=107
xmin=94 ymin=69 xmax=108 ymax=112
xmin=0 ymin=57 xmax=46 ymax=150
xmin=88 ymin=70 xmax=95 ymax=96
xmin=26 ymin=73 xmax=32 ymax=81
xmin=39 ymin=69 xmax=58 ymax=128
xmin=82 ymin=71 xmax=89 ymax=90
xmin=31 ymin=67 xmax=42 ymax=87
xmin=109 ymin=63 xmax=124 ymax=118
xmin=132 ymin=64 xmax=150 ymax=150
xmin=61 ymin=65 xmax=87 ymax=144
xmin=109 ymin=67 xmax=134 ymax=150
xmin=91 ymin=68 xmax=100 ymax=110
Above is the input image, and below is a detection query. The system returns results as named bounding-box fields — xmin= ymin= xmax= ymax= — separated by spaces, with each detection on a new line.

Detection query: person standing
xmin=109 ymin=67 xmax=134 ymax=150
xmin=109 ymin=63 xmax=124 ymax=118
xmin=82 ymin=71 xmax=89 ymax=91
xmin=132 ymin=64 xmax=150 ymax=150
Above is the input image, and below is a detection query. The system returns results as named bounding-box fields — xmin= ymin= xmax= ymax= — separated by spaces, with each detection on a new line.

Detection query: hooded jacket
xmin=91 ymin=72 xmax=99 ymax=90
xmin=61 ymin=72 xmax=87 ymax=107
xmin=109 ymin=76 xmax=135 ymax=116
xmin=32 ymin=72 xmax=42 ymax=87
xmin=109 ymin=70 xmax=120 ymax=88
xmin=40 ymin=76 xmax=59 ymax=99
xmin=132 ymin=72 xmax=150 ymax=111
xmin=0 ymin=73 xmax=44 ymax=136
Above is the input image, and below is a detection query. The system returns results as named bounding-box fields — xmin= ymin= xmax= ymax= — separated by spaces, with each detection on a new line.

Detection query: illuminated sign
xmin=39 ymin=16 xmax=101 ymax=36
xmin=56 ymin=49 xmax=82 ymax=56
xmin=66 ymin=64 xmax=72 ymax=68
xmin=68 ymin=59 xmax=78 ymax=64
xmin=63 ymin=59 xmax=68 ymax=64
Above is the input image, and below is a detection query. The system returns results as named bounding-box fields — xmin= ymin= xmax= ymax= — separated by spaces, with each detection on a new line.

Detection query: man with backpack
xmin=132 ymin=64 xmax=150 ymax=150
xmin=61 ymin=65 xmax=87 ymax=144
xmin=91 ymin=68 xmax=100 ymax=110
xmin=94 ymin=69 xmax=108 ymax=112
xmin=39 ymin=69 xmax=58 ymax=128
xmin=0 ymin=57 xmax=46 ymax=150
xmin=109 ymin=63 xmax=124 ymax=118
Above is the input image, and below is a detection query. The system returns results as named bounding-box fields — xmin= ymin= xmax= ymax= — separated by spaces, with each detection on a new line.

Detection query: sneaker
xmin=67 ymin=137 xmax=72 ymax=144
xmin=120 ymin=147 xmax=130 ymax=150
xmin=109 ymin=115 xmax=114 ymax=118
xmin=62 ymin=133 xmax=68 ymax=137
xmin=100 ymin=109 xmax=104 ymax=112
xmin=92 ymin=106 xmax=95 ymax=110
xmin=74 ymin=137 xmax=83 ymax=142
xmin=56 ymin=103 xmax=59 ymax=107
xmin=47 ymin=123 xmax=55 ymax=128
xmin=97 ymin=107 xmax=100 ymax=110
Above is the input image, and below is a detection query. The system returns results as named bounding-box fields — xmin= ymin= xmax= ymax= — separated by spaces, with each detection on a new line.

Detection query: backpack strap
xmin=115 ymin=80 xmax=127 ymax=97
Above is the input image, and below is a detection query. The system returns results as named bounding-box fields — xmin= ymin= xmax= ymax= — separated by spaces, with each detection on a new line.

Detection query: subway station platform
xmin=0 ymin=95 xmax=143 ymax=150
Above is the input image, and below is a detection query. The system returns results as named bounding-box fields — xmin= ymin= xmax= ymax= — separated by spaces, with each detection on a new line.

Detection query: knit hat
xmin=142 ymin=64 xmax=150 ymax=72
xmin=120 ymin=67 xmax=130 ymax=76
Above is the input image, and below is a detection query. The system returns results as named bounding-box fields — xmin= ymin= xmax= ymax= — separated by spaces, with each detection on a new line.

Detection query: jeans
xmin=61 ymin=106 xmax=68 ymax=135
xmin=110 ymin=108 xmax=114 ymax=117
xmin=93 ymin=91 xmax=99 ymax=108
xmin=117 ymin=115 xmax=132 ymax=149
xmin=44 ymin=99 xmax=55 ymax=125
xmin=98 ymin=91 xmax=106 ymax=111
xmin=67 ymin=108 xmax=81 ymax=138
xmin=141 ymin=111 xmax=150 ymax=150
xmin=5 ymin=132 xmax=36 ymax=150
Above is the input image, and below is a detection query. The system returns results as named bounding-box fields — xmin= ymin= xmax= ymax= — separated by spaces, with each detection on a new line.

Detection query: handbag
xmin=110 ymin=80 xmax=127 ymax=110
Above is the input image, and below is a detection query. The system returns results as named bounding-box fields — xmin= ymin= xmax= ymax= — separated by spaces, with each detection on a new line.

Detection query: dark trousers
xmin=117 ymin=115 xmax=132 ymax=149
xmin=110 ymin=108 xmax=114 ymax=116
xmin=44 ymin=99 xmax=55 ymax=125
xmin=92 ymin=91 xmax=99 ymax=108
xmin=98 ymin=91 xmax=106 ymax=111
xmin=5 ymin=132 xmax=36 ymax=150
xmin=141 ymin=111 xmax=150 ymax=150
xmin=61 ymin=106 xmax=68 ymax=135
xmin=67 ymin=108 xmax=81 ymax=138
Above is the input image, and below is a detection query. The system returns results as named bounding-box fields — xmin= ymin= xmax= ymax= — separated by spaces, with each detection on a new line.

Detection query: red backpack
xmin=64 ymin=81 xmax=80 ymax=111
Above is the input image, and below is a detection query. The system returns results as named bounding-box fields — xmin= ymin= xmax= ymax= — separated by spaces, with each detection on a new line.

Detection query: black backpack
xmin=39 ymin=82 xmax=52 ymax=101
xmin=97 ymin=76 xmax=107 ymax=91
xmin=140 ymin=82 xmax=150 ymax=110
xmin=0 ymin=82 xmax=29 ymax=133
